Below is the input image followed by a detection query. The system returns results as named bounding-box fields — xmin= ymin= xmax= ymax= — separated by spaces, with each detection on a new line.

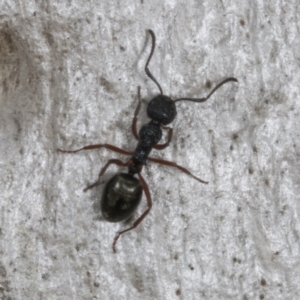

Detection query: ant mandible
xmin=58 ymin=29 xmax=238 ymax=253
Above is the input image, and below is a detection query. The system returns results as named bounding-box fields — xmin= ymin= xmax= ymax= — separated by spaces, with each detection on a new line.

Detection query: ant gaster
xmin=58 ymin=30 xmax=238 ymax=253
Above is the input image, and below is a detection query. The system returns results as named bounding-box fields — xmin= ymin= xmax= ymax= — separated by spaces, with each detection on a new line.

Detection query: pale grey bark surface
xmin=0 ymin=1 xmax=300 ymax=299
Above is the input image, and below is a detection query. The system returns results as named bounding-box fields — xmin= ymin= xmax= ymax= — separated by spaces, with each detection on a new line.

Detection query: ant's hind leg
xmin=112 ymin=173 xmax=152 ymax=253
xmin=148 ymin=157 xmax=208 ymax=184
xmin=131 ymin=86 xmax=142 ymax=140
xmin=83 ymin=159 xmax=129 ymax=192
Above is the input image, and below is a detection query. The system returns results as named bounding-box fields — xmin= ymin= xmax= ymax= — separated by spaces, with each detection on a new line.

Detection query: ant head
xmin=147 ymin=95 xmax=177 ymax=125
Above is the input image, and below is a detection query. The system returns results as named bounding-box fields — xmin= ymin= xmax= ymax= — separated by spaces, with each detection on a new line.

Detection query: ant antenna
xmin=174 ymin=77 xmax=238 ymax=103
xmin=145 ymin=29 xmax=164 ymax=95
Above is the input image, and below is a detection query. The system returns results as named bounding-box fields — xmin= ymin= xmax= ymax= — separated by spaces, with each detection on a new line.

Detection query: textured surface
xmin=1 ymin=1 xmax=300 ymax=299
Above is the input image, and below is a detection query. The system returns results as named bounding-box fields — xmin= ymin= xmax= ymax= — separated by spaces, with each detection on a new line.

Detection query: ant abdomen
xmin=101 ymin=173 xmax=143 ymax=222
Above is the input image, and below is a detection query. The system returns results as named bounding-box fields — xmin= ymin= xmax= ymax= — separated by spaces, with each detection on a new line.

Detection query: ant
xmin=58 ymin=29 xmax=238 ymax=253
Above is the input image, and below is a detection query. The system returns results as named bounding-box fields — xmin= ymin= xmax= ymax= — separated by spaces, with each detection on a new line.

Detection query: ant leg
xmin=153 ymin=127 xmax=173 ymax=150
xmin=131 ymin=86 xmax=141 ymax=140
xmin=58 ymin=144 xmax=131 ymax=156
xmin=84 ymin=159 xmax=129 ymax=192
xmin=148 ymin=157 xmax=208 ymax=184
xmin=112 ymin=173 xmax=152 ymax=253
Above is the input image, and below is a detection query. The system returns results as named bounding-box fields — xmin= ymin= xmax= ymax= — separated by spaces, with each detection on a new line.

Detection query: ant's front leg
xmin=153 ymin=126 xmax=173 ymax=150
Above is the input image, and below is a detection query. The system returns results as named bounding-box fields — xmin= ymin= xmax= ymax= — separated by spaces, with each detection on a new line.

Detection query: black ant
xmin=58 ymin=30 xmax=238 ymax=253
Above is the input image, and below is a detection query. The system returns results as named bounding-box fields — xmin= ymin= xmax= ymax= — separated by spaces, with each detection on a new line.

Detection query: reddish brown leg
xmin=84 ymin=159 xmax=130 ymax=192
xmin=148 ymin=157 xmax=208 ymax=184
xmin=58 ymin=143 xmax=131 ymax=156
xmin=131 ymin=86 xmax=141 ymax=140
xmin=112 ymin=173 xmax=152 ymax=253
xmin=153 ymin=127 xmax=173 ymax=150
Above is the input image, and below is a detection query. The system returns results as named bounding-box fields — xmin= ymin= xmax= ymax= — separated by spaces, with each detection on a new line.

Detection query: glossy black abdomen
xmin=101 ymin=173 xmax=143 ymax=222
